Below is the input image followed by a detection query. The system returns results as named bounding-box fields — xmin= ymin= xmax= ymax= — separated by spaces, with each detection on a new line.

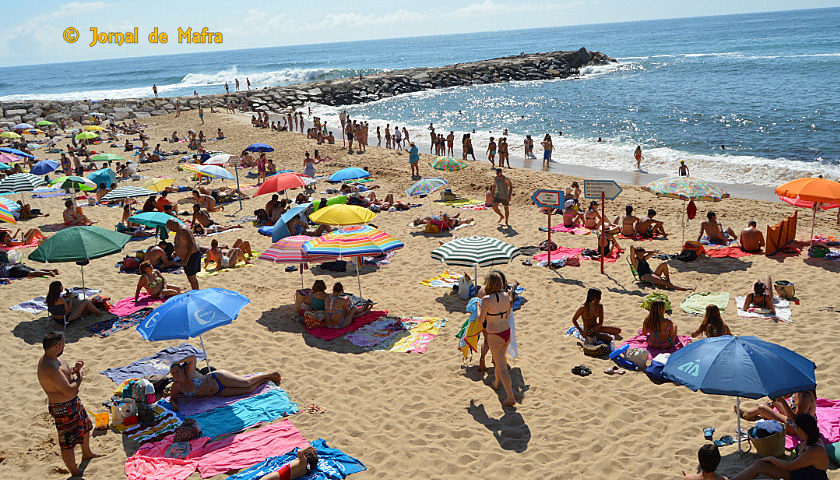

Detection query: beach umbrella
xmin=84 ymin=125 xmax=105 ymax=131
xmin=0 ymin=163 xmax=10 ymax=171
xmin=272 ymin=203 xmax=313 ymax=242
xmin=203 ymin=153 xmax=238 ymax=166
xmin=0 ymin=197 xmax=19 ymax=211
xmin=30 ymin=160 xmax=60 ymax=175
xmin=75 ymin=131 xmax=98 ymax=140
xmin=0 ymin=132 xmax=21 ymax=139
xmin=259 ymin=235 xmax=333 ymax=288
xmin=309 ymin=204 xmax=377 ymax=226
xmin=23 ymin=129 xmax=44 ymax=135
xmin=128 ymin=211 xmax=184 ymax=228
xmin=13 ymin=123 xmax=34 ymax=130
xmin=29 ymin=226 xmax=130 ymax=302
xmin=430 ymin=156 xmax=467 ymax=172
xmin=0 ymin=147 xmax=33 ymax=159
xmin=328 ymin=167 xmax=369 ymax=183
xmin=643 ymin=176 xmax=730 ymax=243
xmin=431 ymin=236 xmax=520 ymax=287
xmin=406 ymin=177 xmax=448 ymax=197
xmin=91 ymin=153 xmax=123 ymax=163
xmin=0 ymin=205 xmax=16 ymax=225
xmin=196 ymin=164 xmax=234 ymax=180
xmin=0 ymin=154 xmax=19 ymax=164
xmin=663 ymin=335 xmax=816 ymax=452
xmin=88 ymin=168 xmax=117 ymax=188
xmin=0 ymin=173 xmax=47 ymax=193
xmin=303 ymin=225 xmax=404 ymax=297
xmin=51 ymin=175 xmax=97 ymax=192
xmin=255 ymin=172 xmax=306 ymax=197
xmin=142 ymin=178 xmax=175 ymax=192
xmin=102 ymin=185 xmax=156 ymax=202
xmin=136 ymin=288 xmax=250 ymax=369
xmin=775 ymin=177 xmax=840 ymax=246
xmin=243 ymin=143 xmax=274 ymax=153
xmin=36 ymin=120 xmax=54 ymax=127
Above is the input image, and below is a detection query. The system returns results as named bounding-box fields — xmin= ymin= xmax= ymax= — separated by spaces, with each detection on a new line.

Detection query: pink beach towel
xmin=581 ymin=248 xmax=621 ymax=263
xmin=125 ymin=455 xmax=199 ymax=480
xmin=785 ymin=398 xmax=840 ymax=449
xmin=551 ymin=224 xmax=591 ymax=235
xmin=110 ymin=292 xmax=164 ymax=317
xmin=0 ymin=238 xmax=41 ymax=251
xmin=706 ymin=246 xmax=754 ymax=258
xmin=619 ymin=331 xmax=693 ymax=361
xmin=533 ymin=247 xmax=584 ymax=263
xmin=306 ymin=310 xmax=388 ymax=341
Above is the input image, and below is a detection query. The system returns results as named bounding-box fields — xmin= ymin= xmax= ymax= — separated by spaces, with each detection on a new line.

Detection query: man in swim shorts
xmin=490 ymin=168 xmax=513 ymax=227
xmin=698 ymin=211 xmax=737 ymax=245
xmin=636 ymin=209 xmax=667 ymax=238
xmin=37 ymin=332 xmax=102 ymax=477
xmin=739 ymin=220 xmax=765 ymax=253
xmin=168 ymin=219 xmax=200 ymax=290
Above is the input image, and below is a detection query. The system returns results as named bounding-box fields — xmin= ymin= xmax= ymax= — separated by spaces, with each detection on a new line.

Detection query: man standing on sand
xmin=698 ymin=211 xmax=737 ymax=245
xmin=198 ymin=105 xmax=204 ymax=125
xmin=490 ymin=168 xmax=513 ymax=227
xmin=37 ymin=331 xmax=103 ymax=477
xmin=339 ymin=111 xmax=347 ymax=146
xmin=408 ymin=142 xmax=420 ymax=178
xmin=634 ymin=145 xmax=643 ymax=170
xmin=167 ymin=218 xmax=200 ymax=290
xmin=345 ymin=120 xmax=354 ymax=153
xmin=447 ymin=131 xmax=455 ymax=156
xmin=739 ymin=220 xmax=765 ymax=253
xmin=153 ymin=84 xmax=158 ymax=97
xmin=175 ymin=100 xmax=181 ymax=118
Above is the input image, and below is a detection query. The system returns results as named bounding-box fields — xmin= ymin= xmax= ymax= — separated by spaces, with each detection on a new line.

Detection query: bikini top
xmin=485 ymin=292 xmax=509 ymax=318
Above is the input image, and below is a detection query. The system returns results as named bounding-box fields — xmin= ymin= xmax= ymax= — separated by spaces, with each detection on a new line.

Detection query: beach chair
xmin=627 ymin=257 xmax=655 ymax=288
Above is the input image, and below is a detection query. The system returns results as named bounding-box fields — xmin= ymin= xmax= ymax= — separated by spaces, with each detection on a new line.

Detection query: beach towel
xmin=420 ymin=270 xmax=461 ymax=288
xmin=101 ymin=343 xmax=206 ymax=384
xmin=0 ymin=238 xmax=41 ymax=251
xmin=9 ymin=287 xmax=101 ymax=314
xmin=680 ymin=292 xmax=730 ymax=315
xmin=31 ymin=191 xmax=67 ymax=198
xmin=532 ymin=247 xmax=584 ymax=263
xmin=195 ymin=418 xmax=309 ymax=478
xmin=306 ymin=310 xmax=388 ymax=341
xmin=123 ymin=405 xmax=182 ymax=443
xmin=785 ymin=398 xmax=840 ymax=449
xmin=619 ymin=331 xmax=693 ymax=361
xmin=86 ymin=308 xmax=153 ymax=338
xmin=225 ymin=438 xmax=366 ymax=480
xmin=700 ymin=235 xmax=737 ymax=246
xmin=460 ymin=296 xmax=518 ymax=359
xmin=735 ymin=296 xmax=793 ymax=323
xmin=434 ymin=198 xmax=482 ymax=207
xmin=125 ymin=454 xmax=198 ymax=480
xmin=540 ymin=224 xmax=591 ymax=235
xmin=158 ymin=381 xmax=279 ymax=417
xmin=581 ymin=248 xmax=620 ymax=263
xmin=347 ymin=317 xmax=447 ymax=353
xmin=618 ymin=233 xmax=656 ymax=241
xmin=40 ymin=222 xmax=70 ymax=232
xmin=110 ymin=292 xmax=163 ymax=317
xmin=461 ymin=204 xmax=489 ymax=210
xmin=200 ymin=227 xmax=243 ymax=238
xmin=563 ymin=325 xmax=585 ymax=341
xmin=190 ymin=388 xmax=299 ymax=440
xmin=705 ymin=246 xmax=753 ymax=258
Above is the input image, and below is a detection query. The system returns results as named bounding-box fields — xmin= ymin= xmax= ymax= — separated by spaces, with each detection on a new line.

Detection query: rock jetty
xmin=0 ymin=48 xmax=615 ymax=128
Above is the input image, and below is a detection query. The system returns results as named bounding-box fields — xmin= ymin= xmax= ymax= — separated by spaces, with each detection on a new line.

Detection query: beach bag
xmin=565 ymin=256 xmax=580 ymax=267
xmin=682 ymin=241 xmax=705 ymax=256
xmin=425 ymin=222 xmax=441 ymax=234
xmin=675 ymin=249 xmax=698 ymax=262
xmin=457 ymin=274 xmax=472 ymax=300
xmin=110 ymin=399 xmax=137 ymax=426
xmin=808 ymin=245 xmax=829 ymax=258
xmin=440 ymin=189 xmax=456 ymax=201
xmin=774 ymin=280 xmax=795 ymax=300
xmin=122 ymin=256 xmax=141 ymax=272
xmin=748 ymin=425 xmax=785 ymax=458
xmin=582 ymin=343 xmax=610 ymax=357
xmin=173 ymin=419 xmax=202 ymax=443
xmin=645 ymin=360 xmax=667 ymax=381
xmin=624 ymin=348 xmax=649 ymax=370
xmin=539 ymin=240 xmax=557 ymax=251
xmin=303 ymin=310 xmax=327 ymax=329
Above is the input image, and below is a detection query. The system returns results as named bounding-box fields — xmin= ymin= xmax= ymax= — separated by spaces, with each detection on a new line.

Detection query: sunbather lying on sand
xmin=168 ymin=355 xmax=281 ymax=412
xmin=204 ymin=238 xmax=251 ymax=269
xmin=743 ymin=275 xmax=775 ymax=315
xmin=258 ymin=446 xmax=319 ymax=480
xmin=413 ymin=213 xmax=472 ymax=229
xmin=0 ymin=228 xmax=45 ymax=247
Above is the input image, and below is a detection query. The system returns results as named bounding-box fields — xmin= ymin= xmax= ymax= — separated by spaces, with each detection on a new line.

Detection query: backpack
xmin=675 ymin=249 xmax=698 ymax=262
xmin=121 ymin=256 xmax=141 ymax=272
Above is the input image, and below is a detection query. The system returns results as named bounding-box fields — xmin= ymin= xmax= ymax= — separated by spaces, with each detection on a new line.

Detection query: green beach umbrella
xmin=91 ymin=153 xmax=123 ymax=163
xmin=36 ymin=120 xmax=55 ymax=127
xmin=430 ymin=156 xmax=467 ymax=172
xmin=430 ymin=236 xmax=520 ymax=288
xmin=50 ymin=175 xmax=97 ymax=191
xmin=75 ymin=131 xmax=98 ymax=140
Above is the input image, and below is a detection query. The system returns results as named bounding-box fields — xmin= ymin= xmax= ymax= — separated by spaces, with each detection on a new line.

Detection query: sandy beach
xmin=2 ymin=109 xmax=839 ymax=480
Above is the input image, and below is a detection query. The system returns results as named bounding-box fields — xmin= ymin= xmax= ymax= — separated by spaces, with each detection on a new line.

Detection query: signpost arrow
xmin=584 ymin=180 xmax=622 ymax=200
xmin=531 ymin=189 xmax=565 ymax=268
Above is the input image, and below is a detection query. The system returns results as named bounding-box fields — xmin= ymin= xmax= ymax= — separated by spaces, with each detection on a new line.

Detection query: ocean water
xmin=1 ymin=7 xmax=839 ymax=187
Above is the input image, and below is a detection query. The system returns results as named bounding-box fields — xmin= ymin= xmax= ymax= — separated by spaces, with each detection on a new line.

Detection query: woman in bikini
xmin=615 ymin=205 xmax=639 ymax=237
xmin=476 ymin=271 xmax=516 ymax=406
xmin=731 ymin=414 xmax=828 ymax=480
xmin=134 ymin=261 xmax=182 ymax=302
xmin=744 ymin=275 xmax=775 ymax=315
xmin=204 ymin=238 xmax=251 ymax=270
xmin=563 ymin=200 xmax=583 ymax=228
xmin=739 ymin=389 xmax=817 ymax=432
xmin=572 ymin=288 xmax=621 ymax=345
xmin=583 ymin=201 xmax=602 ymax=229
xmin=631 ymin=246 xmax=695 ymax=291
xmin=168 ymin=355 xmax=282 ymax=412
xmin=0 ymin=228 xmax=45 ymax=247
xmin=691 ymin=305 xmax=732 ymax=338
xmin=46 ymin=281 xmax=107 ymax=326
xmin=642 ymin=300 xmax=678 ymax=349
xmin=323 ymin=282 xmax=371 ymax=329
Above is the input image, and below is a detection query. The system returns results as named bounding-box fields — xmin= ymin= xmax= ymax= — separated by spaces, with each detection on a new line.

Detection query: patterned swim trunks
xmin=48 ymin=397 xmax=92 ymax=450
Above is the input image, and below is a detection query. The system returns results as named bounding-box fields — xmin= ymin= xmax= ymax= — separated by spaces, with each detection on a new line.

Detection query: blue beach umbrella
xmin=328 ymin=167 xmax=369 ymax=183
xmin=128 ymin=211 xmax=184 ymax=229
xmin=0 ymin=163 xmax=10 ymax=171
xmin=13 ymin=123 xmax=34 ymax=130
xmin=137 ymin=288 xmax=250 ymax=369
xmin=272 ymin=202 xmax=311 ymax=242
xmin=88 ymin=168 xmax=117 ymax=188
xmin=196 ymin=164 xmax=234 ymax=180
xmin=0 ymin=147 xmax=34 ymax=159
xmin=244 ymin=143 xmax=274 ymax=153
xmin=30 ymin=160 xmax=60 ymax=175
xmin=663 ymin=335 xmax=816 ymax=451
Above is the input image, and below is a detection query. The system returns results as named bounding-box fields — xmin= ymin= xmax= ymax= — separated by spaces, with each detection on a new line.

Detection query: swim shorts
xmin=493 ymin=196 xmax=509 ymax=207
xmin=274 ymin=463 xmax=292 ymax=480
xmin=184 ymin=251 xmax=201 ymax=277
xmin=49 ymin=397 xmax=92 ymax=450
xmin=543 ymin=150 xmax=551 ymax=161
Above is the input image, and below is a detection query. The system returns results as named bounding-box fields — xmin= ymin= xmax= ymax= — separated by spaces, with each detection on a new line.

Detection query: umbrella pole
xmin=356 ymin=258 xmax=363 ymax=299
xmin=474 ymin=264 xmax=478 ymax=292
xmin=682 ymin=199 xmax=686 ymax=245
xmin=199 ymin=334 xmax=212 ymax=371
xmin=811 ymin=205 xmax=817 ymax=247
xmin=299 ymin=264 xmax=305 ymax=290
xmin=234 ymin=164 xmax=243 ymax=211
xmin=80 ymin=264 xmax=86 ymax=300
xmin=737 ymin=396 xmax=743 ymax=453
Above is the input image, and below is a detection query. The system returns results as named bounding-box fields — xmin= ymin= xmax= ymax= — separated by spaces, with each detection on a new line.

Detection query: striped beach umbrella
xmin=259 ymin=235 xmax=333 ymax=288
xmin=303 ymin=225 xmax=404 ymax=297
xmin=51 ymin=175 xmax=97 ymax=191
xmin=0 ymin=162 xmax=10 ymax=171
xmin=0 ymin=173 xmax=47 ymax=193
xmin=0 ymin=205 xmax=16 ymax=225
xmin=430 ymin=156 xmax=466 ymax=172
xmin=0 ymin=196 xmax=20 ymax=211
xmin=0 ymin=154 xmax=19 ymax=164
xmin=406 ymin=177 xmax=448 ymax=197
xmin=102 ymin=186 xmax=156 ymax=201
xmin=643 ymin=176 xmax=730 ymax=242
xmin=431 ymin=236 xmax=520 ymax=286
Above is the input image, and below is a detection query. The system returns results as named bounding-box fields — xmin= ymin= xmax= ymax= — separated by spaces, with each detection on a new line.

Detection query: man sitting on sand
xmin=191 ymin=204 xmax=242 ymax=235
xmin=682 ymin=444 xmax=728 ymax=480
xmin=698 ymin=211 xmax=737 ymax=244
xmin=62 ymin=200 xmax=95 ymax=226
xmin=204 ymin=238 xmax=251 ymax=270
xmin=168 ymin=355 xmax=281 ymax=412
xmin=739 ymin=220 xmax=765 ymax=252
xmin=636 ymin=208 xmax=666 ymax=238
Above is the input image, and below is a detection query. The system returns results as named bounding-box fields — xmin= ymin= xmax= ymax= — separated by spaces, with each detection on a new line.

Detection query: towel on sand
xmin=434 ymin=198 xmax=482 ymax=207
xmin=345 ymin=317 xmax=447 ymax=353
xmin=619 ymin=331 xmax=693 ymax=361
xmin=0 ymin=238 xmax=41 ymax=250
xmin=306 ymin=310 xmax=388 ymax=341
xmin=785 ymin=398 xmax=840 ymax=450
xmin=532 ymin=247 xmax=584 ymax=262
xmin=191 ymin=388 xmax=299 ymax=440
xmin=101 ymin=343 xmax=205 ymax=384
xmin=9 ymin=287 xmax=101 ymax=314
xmin=540 ymin=224 xmax=591 ymax=235
xmin=420 ymin=270 xmax=461 ymax=287
xmin=86 ymin=308 xmax=153 ymax=338
xmin=735 ymin=296 xmax=792 ymax=323
xmin=110 ymin=292 xmax=163 ymax=317
xmin=701 ymin=235 xmax=737 ymax=246
xmin=706 ymin=246 xmax=754 ymax=258
xmin=680 ymin=292 xmax=730 ymax=315
xmin=158 ymin=381 xmax=279 ymax=417
xmin=225 ymin=438 xmax=366 ymax=480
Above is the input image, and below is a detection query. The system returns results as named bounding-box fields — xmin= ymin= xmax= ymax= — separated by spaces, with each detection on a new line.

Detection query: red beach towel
xmin=706 ymin=246 xmax=754 ymax=258
xmin=306 ymin=310 xmax=388 ymax=340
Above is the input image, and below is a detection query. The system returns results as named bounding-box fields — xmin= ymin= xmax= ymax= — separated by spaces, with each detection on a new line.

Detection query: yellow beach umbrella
xmin=309 ymin=204 xmax=377 ymax=226
xmin=0 ymin=132 xmax=21 ymax=139
xmin=75 ymin=131 xmax=98 ymax=140
xmin=85 ymin=125 xmax=105 ymax=131
xmin=143 ymin=177 xmax=175 ymax=192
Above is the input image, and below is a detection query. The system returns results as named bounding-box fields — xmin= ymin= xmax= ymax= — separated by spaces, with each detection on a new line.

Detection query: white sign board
xmin=531 ymin=189 xmax=565 ymax=208
xmin=584 ymin=180 xmax=623 ymax=200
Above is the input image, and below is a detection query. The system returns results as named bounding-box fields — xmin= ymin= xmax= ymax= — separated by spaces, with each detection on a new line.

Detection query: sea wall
xmin=0 ymin=48 xmax=615 ymax=128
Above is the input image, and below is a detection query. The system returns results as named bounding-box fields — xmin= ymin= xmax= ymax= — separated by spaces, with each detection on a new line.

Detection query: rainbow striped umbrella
xmin=406 ymin=177 xmax=448 ymax=197
xmin=0 ymin=205 xmax=16 ymax=225
xmin=259 ymin=235 xmax=333 ymax=288
xmin=430 ymin=156 xmax=466 ymax=172
xmin=643 ymin=176 xmax=730 ymax=243
xmin=303 ymin=225 xmax=404 ymax=297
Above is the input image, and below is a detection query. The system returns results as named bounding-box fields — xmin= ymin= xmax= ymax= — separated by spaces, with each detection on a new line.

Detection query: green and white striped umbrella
xmin=102 ymin=186 xmax=156 ymax=201
xmin=0 ymin=173 xmax=47 ymax=193
xmin=431 ymin=236 xmax=520 ymax=285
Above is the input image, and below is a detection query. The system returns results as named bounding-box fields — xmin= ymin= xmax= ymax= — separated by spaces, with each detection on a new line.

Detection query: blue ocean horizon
xmin=2 ymin=7 xmax=838 ymax=187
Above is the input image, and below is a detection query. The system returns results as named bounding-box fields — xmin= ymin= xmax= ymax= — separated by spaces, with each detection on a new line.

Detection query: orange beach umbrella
xmin=775 ymin=177 xmax=840 ymax=246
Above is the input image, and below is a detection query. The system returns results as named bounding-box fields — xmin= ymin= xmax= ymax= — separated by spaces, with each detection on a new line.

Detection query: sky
xmin=2 ymin=0 xmax=839 ymax=67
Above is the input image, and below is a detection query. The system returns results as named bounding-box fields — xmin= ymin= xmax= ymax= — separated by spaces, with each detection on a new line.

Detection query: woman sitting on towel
xmin=476 ymin=271 xmax=517 ymax=406
xmin=691 ymin=305 xmax=731 ymax=338
xmin=324 ymin=282 xmax=372 ymax=329
xmin=258 ymin=446 xmax=319 ymax=480
xmin=563 ymin=200 xmax=584 ymax=227
xmin=572 ymin=288 xmax=622 ymax=345
xmin=168 ymin=355 xmax=282 ymax=412
xmin=134 ymin=261 xmax=182 ymax=302
xmin=642 ymin=300 xmax=678 ymax=349
xmin=743 ymin=275 xmax=775 ymax=315
xmin=46 ymin=280 xmax=107 ymax=325
xmin=302 ymin=280 xmax=329 ymax=312
xmin=730 ymin=414 xmax=828 ymax=480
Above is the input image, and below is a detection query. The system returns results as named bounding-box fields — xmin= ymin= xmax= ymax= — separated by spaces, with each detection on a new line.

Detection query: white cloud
xmin=0 ymin=2 xmax=109 ymax=59
xmin=444 ymin=0 xmax=582 ymax=20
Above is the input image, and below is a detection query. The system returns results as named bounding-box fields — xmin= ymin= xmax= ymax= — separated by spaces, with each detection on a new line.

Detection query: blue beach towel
xmin=100 ymin=343 xmax=205 ymax=384
xmin=190 ymin=389 xmax=299 ymax=439
xmin=226 ymin=439 xmax=366 ymax=480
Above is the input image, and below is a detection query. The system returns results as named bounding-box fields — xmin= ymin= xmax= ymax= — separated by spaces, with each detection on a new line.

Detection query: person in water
xmin=168 ymin=355 xmax=281 ymax=412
